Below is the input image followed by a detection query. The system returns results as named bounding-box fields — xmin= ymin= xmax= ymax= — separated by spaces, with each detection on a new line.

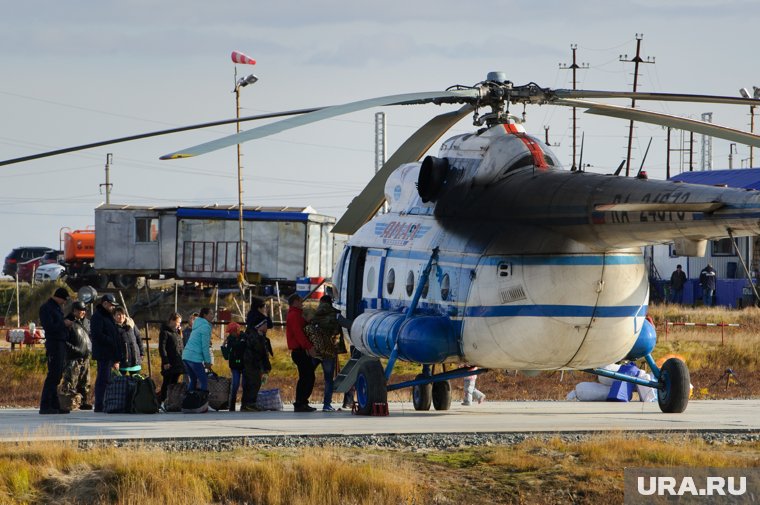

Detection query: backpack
xmin=131 ymin=375 xmax=160 ymax=414
xmin=228 ymin=334 xmax=247 ymax=371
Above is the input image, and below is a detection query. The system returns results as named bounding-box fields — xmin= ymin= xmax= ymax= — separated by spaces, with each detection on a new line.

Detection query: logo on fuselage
xmin=374 ymin=221 xmax=430 ymax=246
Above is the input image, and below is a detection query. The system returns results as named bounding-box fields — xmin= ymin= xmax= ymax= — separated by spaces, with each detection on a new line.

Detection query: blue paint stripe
xmin=464 ymin=304 xmax=645 ymax=318
xmin=367 ymin=249 xmax=643 ymax=266
xmin=177 ymin=208 xmax=311 ymax=222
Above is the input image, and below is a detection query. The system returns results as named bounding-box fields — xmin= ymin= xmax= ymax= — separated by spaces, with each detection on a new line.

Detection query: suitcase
xmin=207 ymin=372 xmax=231 ymax=411
xmin=164 ymin=383 xmax=187 ymax=412
xmin=181 ymin=389 xmax=209 ymax=413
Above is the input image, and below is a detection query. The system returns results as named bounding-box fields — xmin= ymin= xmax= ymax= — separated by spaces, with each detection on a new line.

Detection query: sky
xmin=2 ymin=0 xmax=760 ymax=272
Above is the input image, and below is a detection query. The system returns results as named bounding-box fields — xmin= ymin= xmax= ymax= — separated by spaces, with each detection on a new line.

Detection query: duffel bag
xmin=131 ymin=375 xmax=160 ymax=414
xmin=164 ymin=383 xmax=187 ymax=412
xmin=207 ymin=372 xmax=231 ymax=411
xmin=181 ymin=389 xmax=209 ymax=414
xmin=104 ymin=373 xmax=135 ymax=413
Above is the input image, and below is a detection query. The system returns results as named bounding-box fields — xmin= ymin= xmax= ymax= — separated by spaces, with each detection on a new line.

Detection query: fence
xmin=663 ymin=321 xmax=740 ymax=345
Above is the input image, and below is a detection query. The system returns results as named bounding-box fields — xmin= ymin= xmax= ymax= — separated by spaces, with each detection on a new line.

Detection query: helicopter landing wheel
xmin=412 ymin=374 xmax=432 ymax=411
xmin=432 ymin=380 xmax=451 ymax=411
xmin=354 ymin=359 xmax=387 ymax=416
xmin=657 ymin=358 xmax=690 ymax=413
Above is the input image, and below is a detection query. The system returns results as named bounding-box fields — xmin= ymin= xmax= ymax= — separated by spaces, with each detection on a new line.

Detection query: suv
xmin=2 ymin=247 xmax=55 ymax=277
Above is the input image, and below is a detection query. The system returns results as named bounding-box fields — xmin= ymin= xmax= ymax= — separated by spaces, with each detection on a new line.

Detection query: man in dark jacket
xmin=60 ymin=301 xmax=93 ymax=410
xmin=90 ymin=293 xmax=123 ymax=412
xmin=700 ymin=263 xmax=717 ymax=306
xmin=669 ymin=265 xmax=687 ymax=304
xmin=39 ymin=287 xmax=73 ymax=414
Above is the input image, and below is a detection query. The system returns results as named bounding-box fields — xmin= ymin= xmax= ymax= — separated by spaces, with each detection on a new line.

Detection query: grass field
xmin=0 ymin=435 xmax=757 ymax=504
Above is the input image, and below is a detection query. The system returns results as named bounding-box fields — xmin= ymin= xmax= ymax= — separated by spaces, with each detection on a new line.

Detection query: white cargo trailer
xmin=94 ymin=204 xmax=336 ymax=283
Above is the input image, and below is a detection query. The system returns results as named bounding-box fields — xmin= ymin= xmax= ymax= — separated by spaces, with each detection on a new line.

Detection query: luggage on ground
xmin=207 ymin=372 xmax=231 ymax=411
xmin=164 ymin=383 xmax=187 ymax=412
xmin=256 ymin=388 xmax=284 ymax=411
xmin=104 ymin=373 xmax=135 ymax=413
xmin=131 ymin=375 xmax=160 ymax=414
xmin=181 ymin=389 xmax=209 ymax=413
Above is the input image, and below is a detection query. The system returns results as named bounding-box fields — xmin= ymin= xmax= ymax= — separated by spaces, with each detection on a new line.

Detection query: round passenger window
xmin=441 ymin=273 xmax=450 ymax=300
xmin=366 ymin=266 xmax=376 ymax=294
xmin=406 ymin=271 xmax=415 ymax=297
xmin=421 ymin=278 xmax=429 ymax=299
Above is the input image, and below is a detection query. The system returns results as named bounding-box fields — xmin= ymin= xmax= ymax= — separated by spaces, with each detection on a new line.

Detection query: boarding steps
xmin=334 ymin=348 xmax=373 ymax=393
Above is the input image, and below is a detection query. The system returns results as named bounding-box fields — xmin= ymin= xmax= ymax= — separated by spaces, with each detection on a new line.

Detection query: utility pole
xmin=100 ymin=153 xmax=113 ymax=204
xmin=666 ymin=128 xmax=671 ymax=179
xmin=559 ymin=44 xmax=588 ymax=171
xmin=620 ymin=34 xmax=655 ymax=177
xmin=729 ymin=143 xmax=737 ymax=169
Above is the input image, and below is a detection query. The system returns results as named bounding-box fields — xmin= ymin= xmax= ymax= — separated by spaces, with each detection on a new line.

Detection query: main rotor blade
xmin=332 ymin=105 xmax=474 ymax=235
xmin=0 ymin=108 xmax=320 ymax=167
xmin=160 ymin=90 xmax=479 ymax=160
xmin=557 ymin=99 xmax=760 ymax=148
xmin=553 ymin=89 xmax=760 ymax=107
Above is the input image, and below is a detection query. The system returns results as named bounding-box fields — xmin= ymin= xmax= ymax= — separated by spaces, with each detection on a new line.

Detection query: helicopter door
xmin=345 ymin=246 xmax=368 ymax=322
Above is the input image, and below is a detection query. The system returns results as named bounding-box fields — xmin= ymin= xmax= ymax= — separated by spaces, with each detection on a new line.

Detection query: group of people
xmin=39 ymin=289 xmax=144 ymax=414
xmin=669 ymin=263 xmax=717 ymax=306
xmin=39 ymin=288 xmax=480 ymax=414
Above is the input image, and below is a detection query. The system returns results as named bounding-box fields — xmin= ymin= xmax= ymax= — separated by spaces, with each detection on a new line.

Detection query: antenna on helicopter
xmin=636 ymin=137 xmax=654 ymax=179
xmin=613 ymin=160 xmax=626 ymax=176
xmin=575 ymin=132 xmax=585 ymax=172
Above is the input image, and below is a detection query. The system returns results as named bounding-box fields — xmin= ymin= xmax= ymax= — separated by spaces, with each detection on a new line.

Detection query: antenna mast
xmin=620 ymin=34 xmax=655 ymax=176
xmin=559 ymin=44 xmax=588 ymax=171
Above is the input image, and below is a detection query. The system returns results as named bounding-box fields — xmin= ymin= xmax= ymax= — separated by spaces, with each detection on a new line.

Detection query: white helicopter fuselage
xmin=335 ymin=123 xmax=760 ymax=371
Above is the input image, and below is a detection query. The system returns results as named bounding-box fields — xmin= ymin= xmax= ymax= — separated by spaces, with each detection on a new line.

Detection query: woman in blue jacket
xmin=181 ymin=307 xmax=214 ymax=391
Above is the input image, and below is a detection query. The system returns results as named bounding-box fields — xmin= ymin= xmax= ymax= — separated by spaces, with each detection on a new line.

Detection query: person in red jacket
xmin=286 ymin=294 xmax=317 ymax=412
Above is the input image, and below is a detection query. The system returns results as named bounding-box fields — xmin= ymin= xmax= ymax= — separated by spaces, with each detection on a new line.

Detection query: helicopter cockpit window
xmin=440 ymin=273 xmax=450 ymax=300
xmin=386 ymin=268 xmax=396 ymax=295
xmin=406 ymin=271 xmax=415 ymax=297
xmin=366 ymin=266 xmax=376 ymax=294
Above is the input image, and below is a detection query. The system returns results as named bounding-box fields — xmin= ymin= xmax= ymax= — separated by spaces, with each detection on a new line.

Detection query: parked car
xmin=34 ymin=263 xmax=66 ymax=282
xmin=3 ymin=247 xmax=54 ymax=277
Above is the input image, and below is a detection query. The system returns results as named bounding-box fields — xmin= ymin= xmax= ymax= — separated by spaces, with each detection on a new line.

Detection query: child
xmin=222 ymin=322 xmax=245 ymax=411
xmin=462 ymin=367 xmax=485 ymax=406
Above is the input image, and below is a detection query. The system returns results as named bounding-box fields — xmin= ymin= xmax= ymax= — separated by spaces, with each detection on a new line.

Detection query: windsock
xmin=231 ymin=51 xmax=256 ymax=65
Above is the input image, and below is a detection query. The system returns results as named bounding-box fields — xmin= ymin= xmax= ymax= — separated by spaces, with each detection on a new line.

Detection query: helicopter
xmin=5 ymin=72 xmax=760 ymax=415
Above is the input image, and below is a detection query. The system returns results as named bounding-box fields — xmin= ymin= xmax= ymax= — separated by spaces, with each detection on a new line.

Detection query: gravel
xmin=73 ymin=430 xmax=760 ymax=452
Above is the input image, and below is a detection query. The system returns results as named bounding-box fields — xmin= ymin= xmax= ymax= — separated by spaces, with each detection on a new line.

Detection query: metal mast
xmin=620 ymin=34 xmax=655 ymax=177
xmin=375 ymin=112 xmax=387 ymax=213
xmin=559 ymin=44 xmax=588 ymax=171
xmin=700 ymin=112 xmax=713 ymax=171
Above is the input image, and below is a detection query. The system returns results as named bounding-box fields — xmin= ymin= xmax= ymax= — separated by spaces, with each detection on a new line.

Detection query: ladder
xmin=333 ymin=348 xmax=371 ymax=393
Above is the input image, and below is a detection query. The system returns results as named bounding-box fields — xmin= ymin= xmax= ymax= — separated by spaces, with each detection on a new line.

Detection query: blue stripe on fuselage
xmin=364 ymin=297 xmax=644 ymax=319
xmin=365 ymin=249 xmax=643 ymax=266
